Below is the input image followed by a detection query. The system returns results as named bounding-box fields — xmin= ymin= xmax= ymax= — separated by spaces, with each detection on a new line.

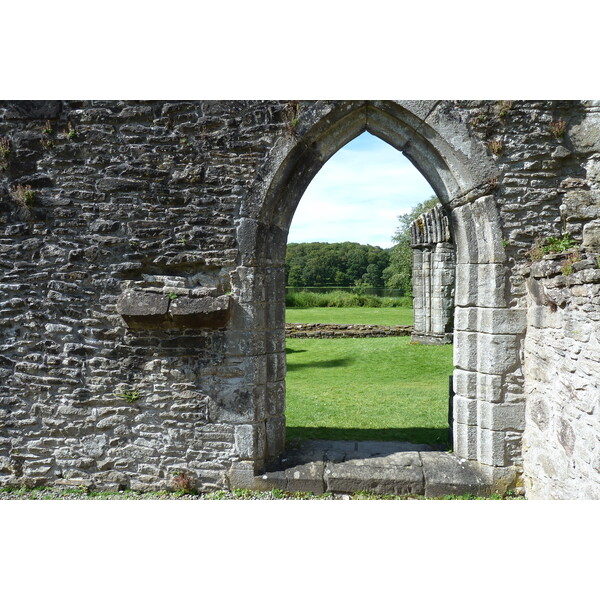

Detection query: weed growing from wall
xmin=528 ymin=233 xmax=579 ymax=261
xmin=172 ymin=471 xmax=195 ymax=493
xmin=560 ymin=250 xmax=581 ymax=275
xmin=117 ymin=389 xmax=140 ymax=403
xmin=11 ymin=184 xmax=36 ymax=220
xmin=0 ymin=137 xmax=10 ymax=171
xmin=65 ymin=122 xmax=77 ymax=140
xmin=497 ymin=100 xmax=513 ymax=118
xmin=488 ymin=139 xmax=504 ymax=156
xmin=550 ymin=118 xmax=567 ymax=140
xmin=283 ymin=101 xmax=300 ymax=137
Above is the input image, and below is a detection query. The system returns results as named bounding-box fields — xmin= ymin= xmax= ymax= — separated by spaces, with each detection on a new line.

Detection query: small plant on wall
xmin=65 ymin=122 xmax=77 ymax=140
xmin=560 ymin=251 xmax=581 ymax=275
xmin=283 ymin=101 xmax=301 ymax=137
xmin=11 ymin=184 xmax=37 ymax=220
xmin=117 ymin=388 xmax=140 ymax=403
xmin=488 ymin=138 xmax=504 ymax=156
xmin=497 ymin=100 xmax=513 ymax=119
xmin=528 ymin=233 xmax=578 ymax=261
xmin=0 ymin=137 xmax=10 ymax=171
xmin=172 ymin=471 xmax=195 ymax=494
xmin=549 ymin=118 xmax=567 ymax=140
xmin=40 ymin=121 xmax=56 ymax=149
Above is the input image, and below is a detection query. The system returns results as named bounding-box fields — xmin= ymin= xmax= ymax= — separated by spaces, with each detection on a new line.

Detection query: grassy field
xmin=285 ymin=336 xmax=453 ymax=447
xmin=286 ymin=306 xmax=414 ymax=327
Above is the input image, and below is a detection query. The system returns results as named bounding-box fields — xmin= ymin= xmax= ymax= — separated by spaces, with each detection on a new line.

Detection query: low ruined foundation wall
xmin=523 ymin=254 xmax=600 ymax=499
xmin=285 ymin=323 xmax=412 ymax=338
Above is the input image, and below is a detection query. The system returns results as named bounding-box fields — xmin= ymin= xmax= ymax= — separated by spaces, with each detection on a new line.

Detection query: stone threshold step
xmin=241 ymin=440 xmax=498 ymax=497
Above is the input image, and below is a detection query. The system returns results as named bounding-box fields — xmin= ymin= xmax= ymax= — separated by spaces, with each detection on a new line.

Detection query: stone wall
xmin=522 ymin=238 xmax=600 ymax=496
xmin=0 ymin=100 xmax=291 ymax=491
xmin=410 ymin=204 xmax=455 ymax=344
xmin=1 ymin=100 xmax=600 ymax=497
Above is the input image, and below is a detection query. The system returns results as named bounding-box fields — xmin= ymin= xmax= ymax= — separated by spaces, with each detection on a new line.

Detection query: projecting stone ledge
xmin=116 ymin=289 xmax=170 ymax=328
xmin=170 ymin=295 xmax=230 ymax=328
xmin=116 ymin=289 xmax=231 ymax=329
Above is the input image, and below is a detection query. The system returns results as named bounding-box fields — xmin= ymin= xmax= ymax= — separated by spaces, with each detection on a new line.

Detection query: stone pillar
xmin=410 ymin=204 xmax=455 ymax=344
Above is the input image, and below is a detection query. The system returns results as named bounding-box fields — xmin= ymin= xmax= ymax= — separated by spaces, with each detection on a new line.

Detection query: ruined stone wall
xmin=523 ymin=258 xmax=600 ymax=498
xmin=522 ymin=186 xmax=600 ymax=498
xmin=1 ymin=100 xmax=599 ymax=497
xmin=449 ymin=101 xmax=600 ymax=480
xmin=410 ymin=204 xmax=454 ymax=344
xmin=0 ymin=101 xmax=292 ymax=491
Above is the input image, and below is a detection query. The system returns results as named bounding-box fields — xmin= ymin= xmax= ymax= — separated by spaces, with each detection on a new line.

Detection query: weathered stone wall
xmin=410 ymin=204 xmax=455 ymax=344
xmin=0 ymin=100 xmax=599 ymax=497
xmin=522 ymin=218 xmax=600 ymax=496
xmin=0 ymin=101 xmax=292 ymax=491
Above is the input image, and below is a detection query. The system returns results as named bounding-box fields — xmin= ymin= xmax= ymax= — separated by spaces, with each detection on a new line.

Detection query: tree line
xmin=285 ymin=196 xmax=440 ymax=295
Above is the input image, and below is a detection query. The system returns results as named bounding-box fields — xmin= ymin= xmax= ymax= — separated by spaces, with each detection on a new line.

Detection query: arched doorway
xmin=237 ymin=101 xmax=526 ymax=484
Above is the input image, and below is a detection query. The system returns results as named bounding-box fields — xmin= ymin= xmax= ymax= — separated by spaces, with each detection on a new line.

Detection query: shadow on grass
xmin=286 ymin=426 xmax=450 ymax=448
xmin=285 ymin=347 xmax=307 ymax=354
xmin=286 ymin=357 xmax=354 ymax=371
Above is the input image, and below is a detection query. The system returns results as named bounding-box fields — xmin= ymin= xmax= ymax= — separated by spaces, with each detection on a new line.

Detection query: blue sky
xmin=288 ymin=131 xmax=436 ymax=248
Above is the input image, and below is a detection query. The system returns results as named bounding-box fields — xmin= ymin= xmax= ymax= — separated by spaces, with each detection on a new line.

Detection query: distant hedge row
xmin=285 ymin=290 xmax=412 ymax=308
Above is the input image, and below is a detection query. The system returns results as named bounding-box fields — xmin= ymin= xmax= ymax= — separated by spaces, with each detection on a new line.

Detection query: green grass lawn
xmin=285 ymin=336 xmax=453 ymax=447
xmin=286 ymin=306 xmax=414 ymax=327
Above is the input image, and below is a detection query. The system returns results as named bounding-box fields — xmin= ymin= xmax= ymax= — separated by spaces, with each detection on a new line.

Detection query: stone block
xmin=116 ymin=290 xmax=170 ymax=328
xmin=170 ymin=295 xmax=230 ymax=328
xmin=421 ymin=452 xmax=487 ymax=497
xmin=324 ymin=459 xmax=424 ymax=496
xmin=583 ymin=220 xmax=600 ymax=250
xmin=478 ymin=401 xmax=526 ymax=432
xmin=453 ymin=369 xmax=477 ymax=398
xmin=454 ymin=331 xmax=521 ymax=375
xmin=453 ymin=332 xmax=478 ymax=372
xmin=285 ymin=462 xmax=326 ymax=494
xmin=227 ymin=461 xmax=257 ymax=489
xmin=252 ymin=469 xmax=288 ymax=492
xmin=453 ymin=394 xmax=478 ymax=426
xmin=455 ymin=263 xmax=508 ymax=308
xmin=234 ymin=423 xmax=266 ymax=460
xmin=477 ymin=373 xmax=504 ymax=404
xmin=455 ymin=307 xmax=527 ymax=335
xmin=209 ymin=384 xmax=265 ymax=424
xmin=452 ymin=197 xmax=505 ymax=265
xmin=453 ymin=421 xmax=477 ymax=460
xmin=477 ymin=428 xmax=507 ymax=467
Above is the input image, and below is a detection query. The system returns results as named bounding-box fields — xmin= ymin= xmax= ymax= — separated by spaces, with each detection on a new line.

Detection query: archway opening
xmin=242 ymin=101 xmax=514 ymax=472
xmin=283 ymin=131 xmax=454 ymax=448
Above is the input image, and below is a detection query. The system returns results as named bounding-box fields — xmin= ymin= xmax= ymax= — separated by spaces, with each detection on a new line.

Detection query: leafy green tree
xmin=285 ymin=242 xmax=391 ymax=288
xmin=383 ymin=195 xmax=441 ymax=295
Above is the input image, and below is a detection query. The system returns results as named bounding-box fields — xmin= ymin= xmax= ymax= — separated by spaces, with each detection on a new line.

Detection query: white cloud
xmin=288 ymin=132 xmax=435 ymax=248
